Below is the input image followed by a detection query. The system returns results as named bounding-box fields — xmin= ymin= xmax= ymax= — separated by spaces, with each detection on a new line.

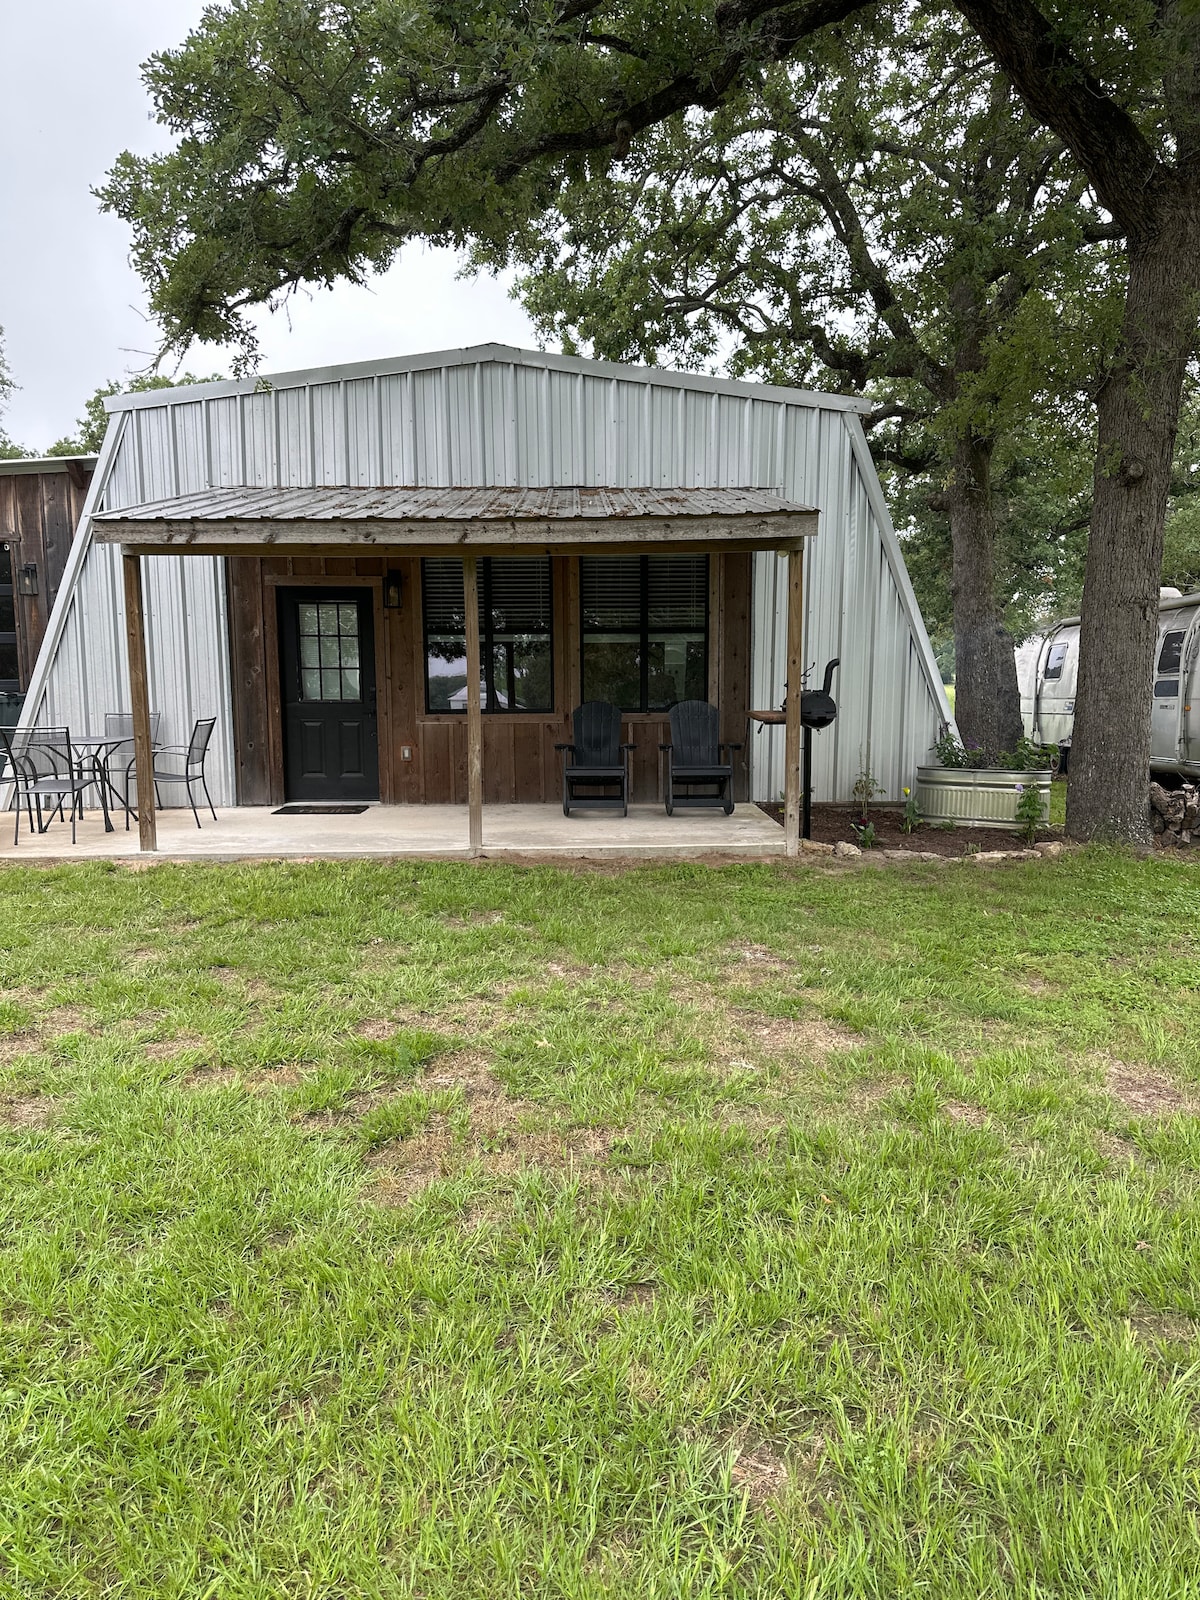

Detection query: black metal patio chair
xmin=555 ymin=701 xmax=635 ymax=816
xmin=134 ymin=716 xmax=218 ymax=830
xmin=1 ymin=725 xmax=91 ymax=845
xmin=660 ymin=700 xmax=742 ymax=816
xmin=105 ymin=710 xmax=162 ymax=825
xmin=0 ymin=724 xmax=37 ymax=843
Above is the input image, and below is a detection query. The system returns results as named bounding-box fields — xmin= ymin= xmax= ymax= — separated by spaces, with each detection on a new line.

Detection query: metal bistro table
xmin=71 ymin=734 xmax=136 ymax=833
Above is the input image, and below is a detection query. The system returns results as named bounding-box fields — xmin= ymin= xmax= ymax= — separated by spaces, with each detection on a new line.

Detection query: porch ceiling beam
xmin=92 ymin=512 xmax=818 ymax=551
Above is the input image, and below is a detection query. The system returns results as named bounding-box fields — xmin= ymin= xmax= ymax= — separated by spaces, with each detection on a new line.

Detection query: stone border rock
xmin=804 ymin=838 xmax=1069 ymax=865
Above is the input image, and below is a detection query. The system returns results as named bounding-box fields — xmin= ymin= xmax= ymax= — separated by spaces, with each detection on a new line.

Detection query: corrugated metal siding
xmin=24 ymin=347 xmax=949 ymax=809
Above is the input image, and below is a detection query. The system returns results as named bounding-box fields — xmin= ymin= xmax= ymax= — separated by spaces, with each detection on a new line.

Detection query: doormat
xmin=273 ymin=804 xmax=370 ymax=816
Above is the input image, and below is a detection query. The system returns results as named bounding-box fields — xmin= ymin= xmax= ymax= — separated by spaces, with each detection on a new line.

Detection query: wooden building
xmin=15 ymin=346 xmax=952 ymax=837
xmin=0 ymin=456 xmax=95 ymax=719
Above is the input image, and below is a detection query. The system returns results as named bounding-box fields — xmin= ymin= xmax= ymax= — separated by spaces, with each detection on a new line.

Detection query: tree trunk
xmin=946 ymin=433 xmax=1025 ymax=756
xmin=1067 ymin=191 xmax=1200 ymax=843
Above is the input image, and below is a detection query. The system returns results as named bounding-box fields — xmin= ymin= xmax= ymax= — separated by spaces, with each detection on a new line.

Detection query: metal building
xmin=18 ymin=344 xmax=950 ymax=814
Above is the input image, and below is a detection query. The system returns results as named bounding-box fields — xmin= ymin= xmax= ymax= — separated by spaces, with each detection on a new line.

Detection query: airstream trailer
xmin=1017 ymin=589 xmax=1199 ymax=775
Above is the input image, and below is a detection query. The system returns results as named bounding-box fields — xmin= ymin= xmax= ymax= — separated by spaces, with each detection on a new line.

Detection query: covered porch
xmin=91 ymin=485 xmax=817 ymax=856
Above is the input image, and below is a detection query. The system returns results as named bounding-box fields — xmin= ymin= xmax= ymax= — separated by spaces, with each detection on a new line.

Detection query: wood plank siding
xmin=0 ymin=460 xmax=94 ymax=690
xmin=226 ymin=552 xmax=752 ymax=807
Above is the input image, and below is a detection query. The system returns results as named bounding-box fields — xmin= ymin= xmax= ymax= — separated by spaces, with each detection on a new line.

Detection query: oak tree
xmin=100 ymin=0 xmax=1200 ymax=838
xmin=492 ymin=12 xmax=1117 ymax=754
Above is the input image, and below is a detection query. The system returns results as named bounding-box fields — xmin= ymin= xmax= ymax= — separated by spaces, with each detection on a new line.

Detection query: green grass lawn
xmin=2 ymin=850 xmax=1200 ymax=1598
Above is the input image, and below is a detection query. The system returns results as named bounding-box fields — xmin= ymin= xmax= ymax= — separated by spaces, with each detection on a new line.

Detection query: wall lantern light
xmin=384 ymin=569 xmax=403 ymax=609
xmin=17 ymin=564 xmax=38 ymax=596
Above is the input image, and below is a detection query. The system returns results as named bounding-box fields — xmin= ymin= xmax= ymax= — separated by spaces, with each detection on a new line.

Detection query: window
xmin=1155 ymin=629 xmax=1185 ymax=697
xmin=423 ymin=557 xmax=553 ymax=713
xmin=1044 ymin=642 xmax=1068 ymax=680
xmin=581 ymin=554 xmax=708 ymax=712
xmin=0 ymin=542 xmax=17 ymax=692
xmin=297 ymin=601 xmax=363 ymax=702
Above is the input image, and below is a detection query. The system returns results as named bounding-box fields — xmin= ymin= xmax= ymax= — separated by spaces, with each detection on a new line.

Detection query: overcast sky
xmin=0 ymin=1 xmax=540 ymax=454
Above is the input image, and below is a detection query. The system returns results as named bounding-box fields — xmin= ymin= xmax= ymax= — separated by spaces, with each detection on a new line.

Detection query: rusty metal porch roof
xmin=92 ymin=484 xmax=818 ymax=553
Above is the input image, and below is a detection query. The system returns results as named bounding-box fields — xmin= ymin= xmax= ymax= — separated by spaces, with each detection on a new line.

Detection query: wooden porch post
xmin=463 ymin=554 xmax=483 ymax=855
xmin=121 ymin=547 xmax=157 ymax=853
xmin=783 ymin=544 xmax=805 ymax=858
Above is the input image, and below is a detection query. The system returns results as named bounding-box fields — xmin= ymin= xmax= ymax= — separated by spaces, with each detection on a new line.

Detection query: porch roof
xmin=91 ymin=484 xmax=818 ymax=555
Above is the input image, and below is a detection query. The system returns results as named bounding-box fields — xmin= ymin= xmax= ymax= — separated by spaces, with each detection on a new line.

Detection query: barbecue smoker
xmin=787 ymin=658 xmax=840 ymax=839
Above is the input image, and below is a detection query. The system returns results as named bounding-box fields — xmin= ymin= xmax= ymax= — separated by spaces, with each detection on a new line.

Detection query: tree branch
xmin=951 ymin=0 xmax=1166 ymax=236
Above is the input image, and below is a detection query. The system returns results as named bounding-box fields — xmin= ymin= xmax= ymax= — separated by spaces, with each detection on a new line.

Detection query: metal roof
xmin=0 ymin=455 xmax=97 ymax=477
xmin=100 ymin=343 xmax=875 ymax=417
xmin=92 ymin=483 xmax=819 ymax=553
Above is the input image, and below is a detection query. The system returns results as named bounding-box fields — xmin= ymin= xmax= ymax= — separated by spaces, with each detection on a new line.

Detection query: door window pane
xmin=298 ymin=597 xmax=363 ymax=702
xmin=1044 ymin=642 xmax=1068 ymax=680
xmin=1156 ymin=629 xmax=1185 ymax=696
xmin=0 ymin=595 xmax=13 ymax=632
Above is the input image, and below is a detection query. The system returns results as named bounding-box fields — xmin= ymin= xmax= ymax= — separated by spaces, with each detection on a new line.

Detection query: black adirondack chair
xmin=660 ymin=700 xmax=742 ymax=816
xmin=555 ymin=702 xmax=635 ymax=816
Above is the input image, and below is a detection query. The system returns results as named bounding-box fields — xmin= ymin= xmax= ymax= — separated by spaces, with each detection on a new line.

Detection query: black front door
xmin=279 ymin=589 xmax=379 ymax=801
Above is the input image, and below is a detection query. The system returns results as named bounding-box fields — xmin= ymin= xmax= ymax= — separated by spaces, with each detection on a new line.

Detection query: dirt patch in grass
xmin=944 ymin=1100 xmax=990 ymax=1128
xmin=1095 ymin=1130 xmax=1142 ymax=1165
xmin=1105 ymin=1059 xmax=1198 ymax=1118
xmin=368 ymin=1119 xmax=616 ymax=1203
xmin=1023 ymin=976 xmax=1057 ymax=996
xmin=838 ymin=1077 xmax=906 ymax=1115
xmin=728 ymin=943 xmax=794 ymax=974
xmin=729 ymin=1438 xmax=792 ymax=1505
xmin=0 ymin=1093 xmax=58 ymax=1129
xmin=366 ymin=1056 xmax=619 ymax=1204
xmin=183 ymin=1064 xmax=302 ymax=1092
xmin=355 ymin=1017 xmax=398 ymax=1041
xmin=0 ymin=1035 xmax=40 ymax=1065
xmin=723 ymin=1012 xmax=861 ymax=1069
xmin=145 ymin=1033 xmax=209 ymax=1060
xmin=604 ymin=1281 xmax=657 ymax=1312
xmin=717 ymin=1428 xmax=834 ymax=1512
xmin=42 ymin=1006 xmax=95 ymax=1036
xmin=1127 ymin=1311 xmax=1197 ymax=1345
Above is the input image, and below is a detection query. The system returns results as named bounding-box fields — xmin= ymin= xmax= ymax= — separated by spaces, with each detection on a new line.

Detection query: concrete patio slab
xmin=0 ymin=802 xmax=785 ymax=863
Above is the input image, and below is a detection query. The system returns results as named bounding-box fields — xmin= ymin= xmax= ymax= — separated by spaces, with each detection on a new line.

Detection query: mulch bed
xmin=756 ymin=802 xmax=1058 ymax=858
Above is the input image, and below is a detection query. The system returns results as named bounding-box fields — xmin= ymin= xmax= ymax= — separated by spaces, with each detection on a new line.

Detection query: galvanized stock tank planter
xmin=914 ymin=765 xmax=1053 ymax=831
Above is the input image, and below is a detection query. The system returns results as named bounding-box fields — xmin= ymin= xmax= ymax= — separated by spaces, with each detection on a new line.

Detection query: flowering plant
xmin=900 ymin=786 xmax=922 ymax=834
